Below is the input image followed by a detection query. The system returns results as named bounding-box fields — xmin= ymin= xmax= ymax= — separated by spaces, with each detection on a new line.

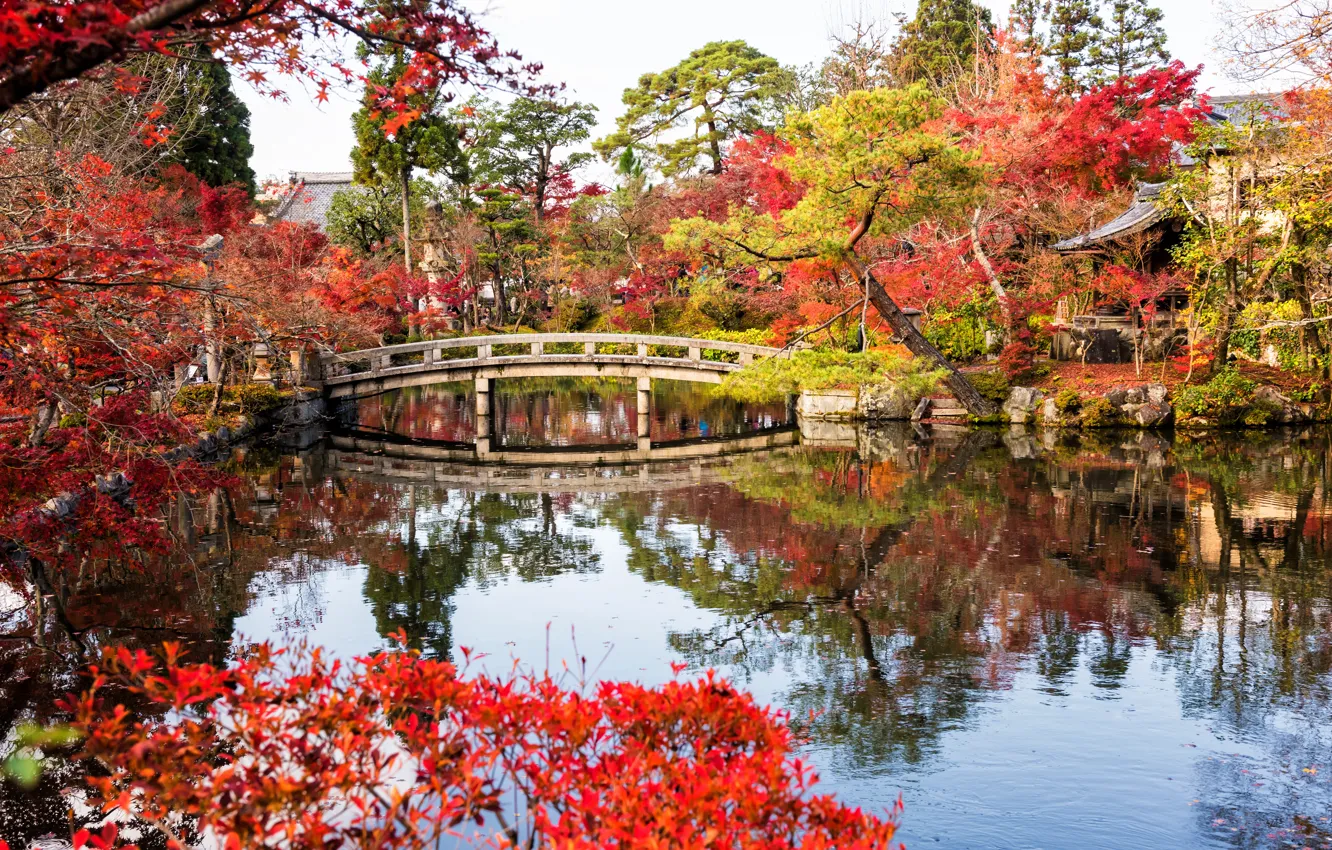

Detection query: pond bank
xmin=797 ymin=373 xmax=1329 ymax=431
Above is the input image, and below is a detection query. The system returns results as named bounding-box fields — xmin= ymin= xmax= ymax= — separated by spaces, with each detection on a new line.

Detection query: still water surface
xmin=4 ymin=379 xmax=1332 ymax=849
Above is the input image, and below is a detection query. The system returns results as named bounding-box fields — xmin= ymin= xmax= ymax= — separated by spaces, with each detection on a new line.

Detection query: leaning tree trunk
xmin=853 ymin=261 xmax=997 ymax=417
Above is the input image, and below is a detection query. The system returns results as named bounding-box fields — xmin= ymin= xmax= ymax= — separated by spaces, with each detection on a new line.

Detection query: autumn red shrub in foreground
xmin=58 ymin=639 xmax=901 ymax=849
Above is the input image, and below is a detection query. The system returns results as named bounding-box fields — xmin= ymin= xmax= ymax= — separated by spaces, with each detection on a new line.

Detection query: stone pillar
xmin=476 ymin=376 xmax=493 ymax=456
xmin=530 ymin=341 xmax=544 ymax=356
xmin=423 ymin=347 xmax=436 ymax=367
xmin=637 ymin=376 xmax=651 ymax=439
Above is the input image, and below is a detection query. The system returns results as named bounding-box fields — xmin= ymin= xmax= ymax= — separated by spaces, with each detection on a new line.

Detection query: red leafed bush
xmin=61 ymin=639 xmax=901 ymax=850
xmin=998 ymin=341 xmax=1036 ymax=381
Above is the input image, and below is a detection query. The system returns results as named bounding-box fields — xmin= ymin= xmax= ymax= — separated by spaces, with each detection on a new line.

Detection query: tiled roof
xmin=269 ymin=171 xmax=359 ymax=231
xmin=1052 ymin=182 xmax=1169 ymax=252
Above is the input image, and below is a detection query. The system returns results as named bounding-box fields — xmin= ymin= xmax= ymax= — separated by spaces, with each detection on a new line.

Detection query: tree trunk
xmin=401 ymin=166 xmax=412 ymax=275
xmin=1292 ymin=230 xmax=1327 ymax=378
xmin=1210 ymin=258 xmax=1239 ymax=376
xmin=852 ymin=260 xmax=997 ymax=416
xmin=706 ymin=115 xmax=723 ymax=175
xmin=27 ymin=400 xmax=58 ymax=448
xmin=970 ymin=208 xmax=1012 ymax=340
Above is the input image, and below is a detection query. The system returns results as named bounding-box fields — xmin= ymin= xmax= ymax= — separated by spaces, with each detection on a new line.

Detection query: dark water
xmin=4 ymin=380 xmax=1332 ymax=849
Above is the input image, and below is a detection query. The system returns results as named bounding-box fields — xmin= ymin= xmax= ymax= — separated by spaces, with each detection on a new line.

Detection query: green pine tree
xmin=1047 ymin=0 xmax=1103 ymax=92
xmin=593 ymin=40 xmax=788 ymax=177
xmin=351 ymin=46 xmax=468 ymax=274
xmin=172 ymin=54 xmax=255 ymax=194
xmin=890 ymin=0 xmax=995 ymax=86
xmin=1090 ymin=0 xmax=1170 ymax=83
xmin=1009 ymin=0 xmax=1050 ymax=57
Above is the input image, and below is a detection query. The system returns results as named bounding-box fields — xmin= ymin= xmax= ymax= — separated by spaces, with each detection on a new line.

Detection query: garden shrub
xmin=1054 ymin=389 xmax=1082 ymax=414
xmin=232 ymin=383 xmax=284 ymax=416
xmin=966 ymin=371 xmax=1011 ymax=404
xmin=997 ymin=341 xmax=1036 ymax=381
xmin=1079 ymin=397 xmax=1120 ymax=428
xmin=717 ymin=349 xmax=943 ymax=404
xmin=173 ymin=384 xmax=217 ymax=415
xmin=1174 ymin=368 xmax=1258 ymax=426
xmin=173 ymin=383 xmax=285 ymax=418
xmin=923 ymin=306 xmax=990 ymax=362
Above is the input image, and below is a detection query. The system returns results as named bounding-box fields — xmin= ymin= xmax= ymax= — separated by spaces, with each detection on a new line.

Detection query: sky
xmin=238 ymin=0 xmax=1263 ymax=184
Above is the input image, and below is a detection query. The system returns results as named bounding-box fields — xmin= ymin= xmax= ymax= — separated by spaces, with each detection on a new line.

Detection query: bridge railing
xmin=319 ymin=333 xmax=787 ymax=377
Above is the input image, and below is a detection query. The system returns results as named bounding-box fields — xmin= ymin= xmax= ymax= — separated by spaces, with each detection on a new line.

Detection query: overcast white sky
xmin=238 ymin=0 xmax=1261 ymax=184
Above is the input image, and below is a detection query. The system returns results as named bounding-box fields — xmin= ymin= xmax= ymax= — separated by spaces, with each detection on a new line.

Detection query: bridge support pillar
xmin=476 ymin=377 xmax=494 ymax=456
xmin=636 ymin=376 xmax=651 ymax=439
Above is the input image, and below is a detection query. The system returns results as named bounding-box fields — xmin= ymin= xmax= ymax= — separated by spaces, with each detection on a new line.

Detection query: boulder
xmin=1002 ymin=387 xmax=1046 ymax=424
xmin=1105 ymin=387 xmax=1128 ymax=407
xmin=1146 ymin=383 xmax=1169 ymax=405
xmin=1131 ymin=401 xmax=1172 ymax=428
xmin=859 ymin=384 xmax=916 ymax=421
xmin=1123 ymin=386 xmax=1147 ymax=405
xmin=1041 ymin=397 xmax=1061 ymax=426
xmin=1253 ymin=385 xmax=1306 ymax=424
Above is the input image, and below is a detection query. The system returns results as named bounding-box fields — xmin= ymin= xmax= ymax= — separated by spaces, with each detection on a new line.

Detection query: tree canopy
xmin=594 ymin=40 xmax=789 ymax=177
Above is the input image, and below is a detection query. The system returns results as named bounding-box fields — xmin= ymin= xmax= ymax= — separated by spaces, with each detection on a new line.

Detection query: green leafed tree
xmin=1048 ymin=0 xmax=1104 ymax=92
xmin=475 ymin=187 xmax=541 ymax=325
xmin=171 ymin=54 xmax=255 ymax=193
xmin=351 ymin=47 xmax=469 ymax=274
xmin=666 ymin=85 xmax=994 ymax=414
xmin=1089 ymin=0 xmax=1171 ymax=83
xmin=593 ymin=40 xmax=789 ymax=177
xmin=469 ymin=96 xmax=597 ymax=221
xmin=890 ymin=0 xmax=995 ymax=86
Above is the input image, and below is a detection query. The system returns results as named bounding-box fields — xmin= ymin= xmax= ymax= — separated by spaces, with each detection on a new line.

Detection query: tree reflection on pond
xmin=4 ymin=422 xmax=1332 ymax=849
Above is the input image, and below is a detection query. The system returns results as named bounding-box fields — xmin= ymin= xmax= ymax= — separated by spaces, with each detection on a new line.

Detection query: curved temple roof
xmin=1051 ymin=182 xmax=1169 ymax=252
xmin=267 ymin=171 xmax=356 ymax=231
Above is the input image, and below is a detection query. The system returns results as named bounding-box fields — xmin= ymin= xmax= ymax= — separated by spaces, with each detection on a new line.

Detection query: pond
xmin=3 ymin=379 xmax=1332 ymax=849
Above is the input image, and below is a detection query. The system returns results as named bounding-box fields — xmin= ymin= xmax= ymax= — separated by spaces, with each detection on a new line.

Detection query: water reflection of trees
xmin=593 ymin=427 xmax=1332 ymax=845
xmin=347 ymin=378 xmax=790 ymax=446
xmin=6 ymin=427 xmax=1332 ymax=847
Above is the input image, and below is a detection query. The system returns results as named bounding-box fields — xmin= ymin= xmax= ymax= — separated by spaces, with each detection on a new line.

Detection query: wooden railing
xmin=319 ymin=333 xmax=785 ymax=378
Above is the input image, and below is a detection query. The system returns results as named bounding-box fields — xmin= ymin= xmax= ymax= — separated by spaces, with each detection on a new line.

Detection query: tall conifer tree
xmin=1009 ymin=0 xmax=1049 ymax=58
xmin=351 ymin=47 xmax=467 ymax=275
xmin=1090 ymin=0 xmax=1170 ymax=83
xmin=1047 ymin=0 xmax=1103 ymax=92
xmin=171 ymin=54 xmax=256 ymax=194
xmin=891 ymin=0 xmax=995 ymax=86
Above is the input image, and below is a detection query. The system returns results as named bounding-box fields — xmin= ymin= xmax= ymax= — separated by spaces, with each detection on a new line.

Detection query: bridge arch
xmin=316 ymin=333 xmax=792 ymax=456
xmin=316 ymin=333 xmax=786 ymax=401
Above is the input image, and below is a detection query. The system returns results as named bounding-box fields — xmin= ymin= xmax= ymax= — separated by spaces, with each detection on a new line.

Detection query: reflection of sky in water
xmin=228 ymin=432 xmax=1332 ymax=850
xmin=14 ymin=406 xmax=1332 ymax=850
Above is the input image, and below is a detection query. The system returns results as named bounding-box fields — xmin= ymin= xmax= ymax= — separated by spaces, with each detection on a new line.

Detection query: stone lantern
xmin=252 ymin=341 xmax=275 ymax=384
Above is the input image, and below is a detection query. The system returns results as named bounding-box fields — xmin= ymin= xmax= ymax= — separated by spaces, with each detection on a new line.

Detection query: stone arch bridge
xmin=313 ymin=333 xmax=790 ymax=454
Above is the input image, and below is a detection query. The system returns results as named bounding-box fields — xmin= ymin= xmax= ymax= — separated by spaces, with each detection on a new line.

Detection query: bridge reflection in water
xmin=334 ymin=376 xmax=797 ymax=464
